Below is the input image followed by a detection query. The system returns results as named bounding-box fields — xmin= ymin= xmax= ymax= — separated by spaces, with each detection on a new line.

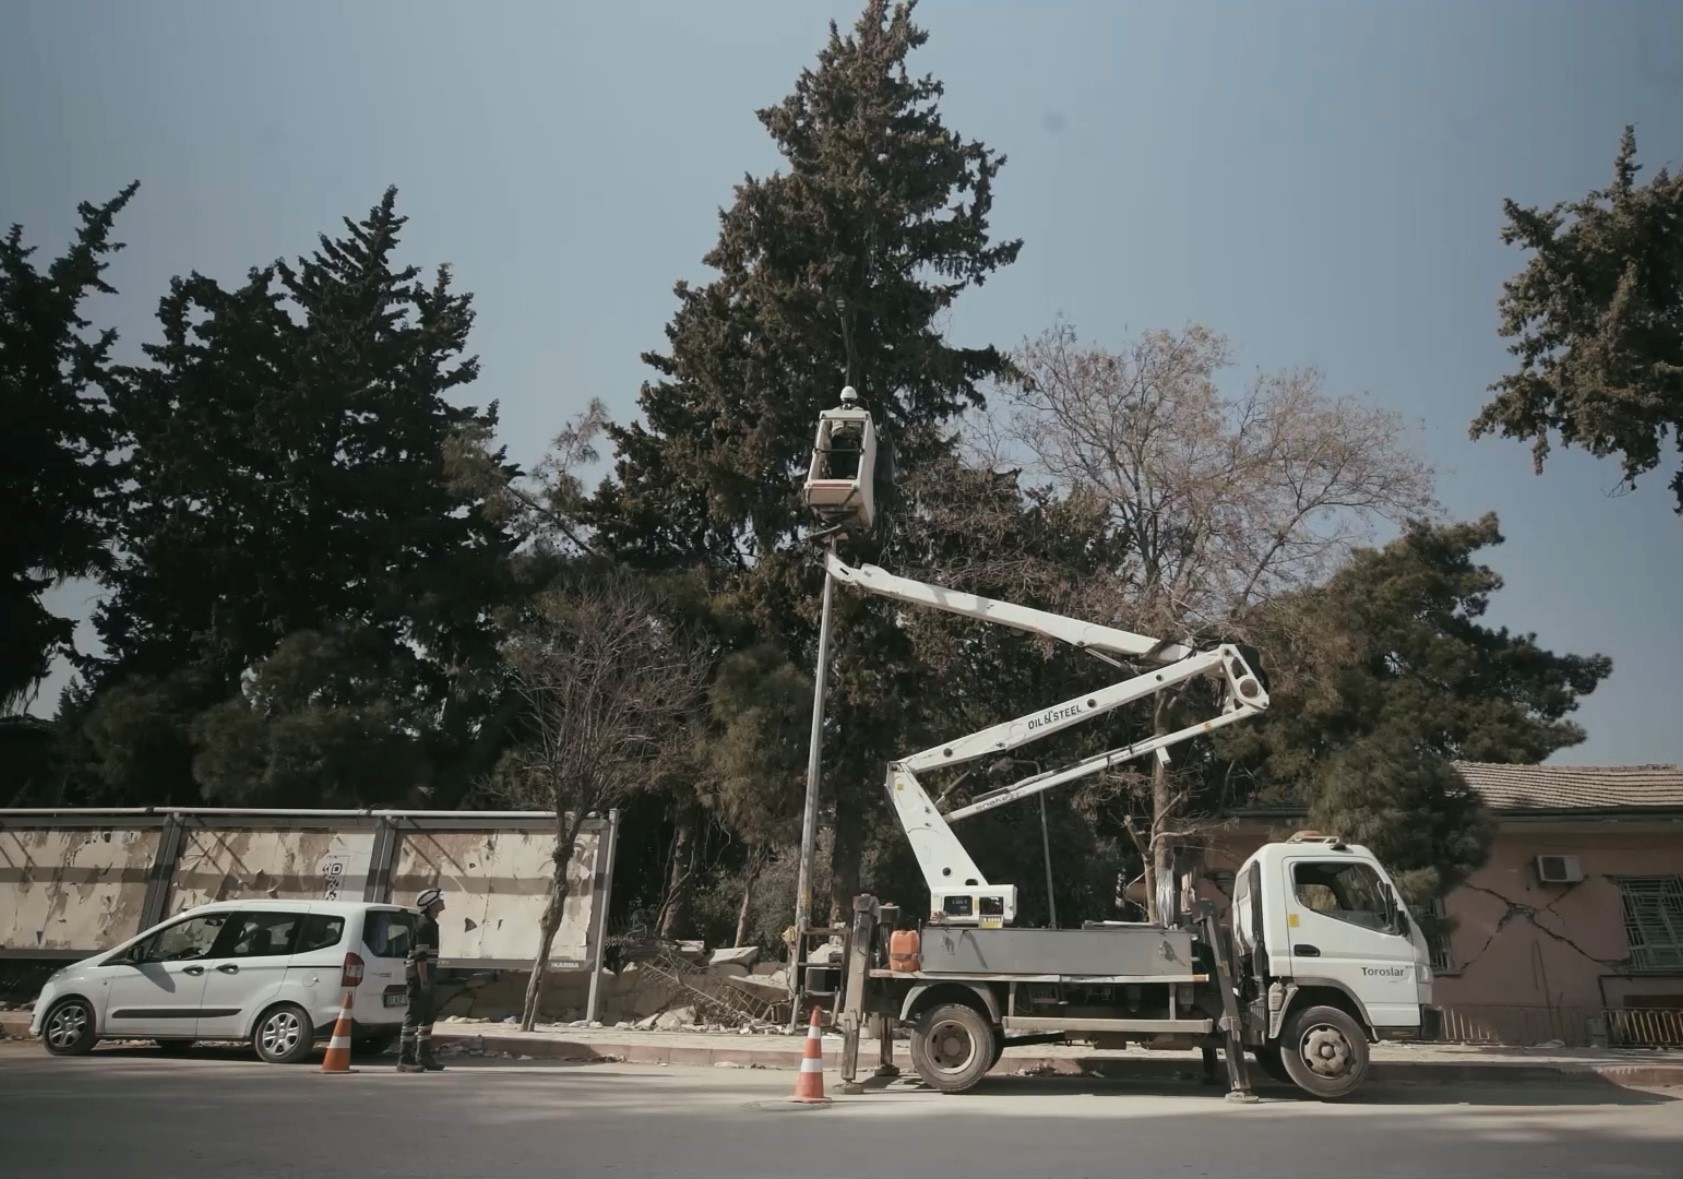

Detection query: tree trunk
xmin=828 ymin=791 xmax=866 ymax=925
xmin=658 ymin=796 xmax=700 ymax=941
xmin=1148 ymin=692 xmax=1176 ymax=924
xmin=734 ymin=850 xmax=762 ymax=948
xmin=521 ymin=816 xmax=579 ymax=1032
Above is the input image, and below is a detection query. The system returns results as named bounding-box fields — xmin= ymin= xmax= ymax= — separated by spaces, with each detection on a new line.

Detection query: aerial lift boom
xmin=802 ymin=388 xmax=1270 ymax=928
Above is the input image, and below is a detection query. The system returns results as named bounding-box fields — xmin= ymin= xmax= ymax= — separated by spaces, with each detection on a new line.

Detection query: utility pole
xmin=788 ymin=540 xmax=838 ymax=1028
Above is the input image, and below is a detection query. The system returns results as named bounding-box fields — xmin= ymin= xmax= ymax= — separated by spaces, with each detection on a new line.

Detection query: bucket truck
xmin=798 ymin=389 xmax=1439 ymax=1101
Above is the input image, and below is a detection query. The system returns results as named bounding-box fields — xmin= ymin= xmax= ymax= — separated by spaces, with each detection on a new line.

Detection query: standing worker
xmin=398 ymin=887 xmax=447 ymax=1073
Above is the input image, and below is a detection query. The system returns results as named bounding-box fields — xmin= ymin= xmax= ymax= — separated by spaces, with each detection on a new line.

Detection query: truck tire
xmin=909 ymin=1002 xmax=998 ymax=1094
xmin=1279 ymin=1004 xmax=1369 ymax=1100
xmin=1250 ymin=1045 xmax=1291 ymax=1084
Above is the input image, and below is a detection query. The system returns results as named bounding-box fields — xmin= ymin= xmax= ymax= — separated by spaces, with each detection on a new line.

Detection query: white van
xmin=30 ymin=899 xmax=417 ymax=1063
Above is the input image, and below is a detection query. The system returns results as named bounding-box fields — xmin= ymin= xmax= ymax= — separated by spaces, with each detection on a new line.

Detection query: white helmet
xmin=415 ymin=888 xmax=444 ymax=912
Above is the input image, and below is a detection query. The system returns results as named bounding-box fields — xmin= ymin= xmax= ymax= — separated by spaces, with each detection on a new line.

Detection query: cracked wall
xmin=1433 ymin=827 xmax=1683 ymax=1014
xmin=166 ymin=828 xmax=377 ymax=917
xmin=0 ymin=826 xmax=160 ymax=952
xmin=390 ymin=828 xmax=602 ymax=967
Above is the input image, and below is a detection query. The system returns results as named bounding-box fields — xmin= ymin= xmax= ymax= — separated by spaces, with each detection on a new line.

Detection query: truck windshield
xmin=1292 ymin=861 xmax=1390 ymax=932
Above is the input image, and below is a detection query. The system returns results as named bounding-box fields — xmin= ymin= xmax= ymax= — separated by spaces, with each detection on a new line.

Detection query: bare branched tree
xmin=493 ymin=577 xmax=707 ymax=1030
xmin=992 ymin=321 xmax=1438 ymax=917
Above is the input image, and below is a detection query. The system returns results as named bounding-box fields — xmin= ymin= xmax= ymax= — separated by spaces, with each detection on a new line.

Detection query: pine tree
xmin=1222 ymin=512 xmax=1614 ymax=899
xmin=0 ymin=183 xmax=137 ymax=712
xmin=79 ymin=189 xmax=517 ymax=805
xmin=1472 ymin=126 xmax=1683 ymax=514
xmin=588 ymin=0 xmax=1022 ymax=915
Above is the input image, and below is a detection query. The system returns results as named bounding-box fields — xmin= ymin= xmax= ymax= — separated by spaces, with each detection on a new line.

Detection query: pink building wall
xmin=1433 ymin=823 xmax=1683 ymax=1014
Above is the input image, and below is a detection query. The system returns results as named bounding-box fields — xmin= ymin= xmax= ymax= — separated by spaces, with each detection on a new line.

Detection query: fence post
xmin=584 ymin=810 xmax=621 ymax=1026
xmin=138 ymin=814 xmax=186 ymax=932
xmin=362 ymin=816 xmax=398 ymax=903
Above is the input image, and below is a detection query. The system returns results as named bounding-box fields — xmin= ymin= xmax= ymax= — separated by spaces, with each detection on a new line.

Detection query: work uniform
xmin=399 ymin=891 xmax=445 ymax=1072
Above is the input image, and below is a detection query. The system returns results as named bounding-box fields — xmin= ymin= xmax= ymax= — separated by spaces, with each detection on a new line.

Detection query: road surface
xmin=1 ymin=1043 xmax=1677 ymax=1178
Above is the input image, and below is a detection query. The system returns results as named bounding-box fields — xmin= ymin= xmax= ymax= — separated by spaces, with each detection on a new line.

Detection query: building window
xmin=1420 ymin=896 xmax=1455 ymax=972
xmin=1615 ymin=876 xmax=1683 ymax=973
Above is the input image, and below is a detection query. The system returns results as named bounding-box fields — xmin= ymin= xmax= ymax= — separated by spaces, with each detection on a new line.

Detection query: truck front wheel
xmin=1251 ymin=1045 xmax=1291 ymax=1084
xmin=1279 ymin=1004 xmax=1369 ymax=1100
xmin=909 ymin=1002 xmax=998 ymax=1094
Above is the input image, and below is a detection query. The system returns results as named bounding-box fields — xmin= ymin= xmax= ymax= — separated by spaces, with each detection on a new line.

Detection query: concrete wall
xmin=0 ymin=825 xmax=160 ymax=953
xmin=0 ymin=811 xmax=617 ymax=976
xmin=168 ymin=827 xmax=377 ymax=915
xmin=391 ymin=826 xmax=603 ymax=968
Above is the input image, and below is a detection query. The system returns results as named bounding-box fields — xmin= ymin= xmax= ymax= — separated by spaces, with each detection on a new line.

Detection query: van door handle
xmin=183 ymin=966 xmax=205 ymax=976
xmin=1293 ymin=944 xmax=1321 ymax=957
xmin=217 ymin=964 xmax=240 ymax=974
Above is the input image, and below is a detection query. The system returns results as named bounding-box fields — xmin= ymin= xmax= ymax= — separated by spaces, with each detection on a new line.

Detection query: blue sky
xmin=4 ymin=0 xmax=1681 ymax=764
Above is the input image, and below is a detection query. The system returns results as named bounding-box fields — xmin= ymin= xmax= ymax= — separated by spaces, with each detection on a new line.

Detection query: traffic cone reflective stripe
xmin=790 ymin=1005 xmax=831 ymax=1105
xmin=320 ymin=988 xmax=358 ymax=1074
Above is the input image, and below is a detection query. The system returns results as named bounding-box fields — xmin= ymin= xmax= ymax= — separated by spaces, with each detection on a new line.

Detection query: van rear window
xmin=362 ymin=910 xmax=415 ymax=960
xmin=297 ymin=913 xmax=345 ymax=953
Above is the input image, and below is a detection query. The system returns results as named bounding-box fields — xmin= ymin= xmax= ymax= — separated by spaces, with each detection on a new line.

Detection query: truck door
xmin=1279 ymin=855 xmax=1420 ymax=1029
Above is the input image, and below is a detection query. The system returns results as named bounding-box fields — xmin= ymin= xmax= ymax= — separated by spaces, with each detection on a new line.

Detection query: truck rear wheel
xmin=909 ymin=1002 xmax=997 ymax=1094
xmin=1279 ymin=1004 xmax=1369 ymax=1100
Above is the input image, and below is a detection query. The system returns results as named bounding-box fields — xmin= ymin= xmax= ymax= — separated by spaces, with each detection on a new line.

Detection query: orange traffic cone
xmin=790 ymin=1005 xmax=832 ymax=1105
xmin=320 ymin=988 xmax=358 ymax=1074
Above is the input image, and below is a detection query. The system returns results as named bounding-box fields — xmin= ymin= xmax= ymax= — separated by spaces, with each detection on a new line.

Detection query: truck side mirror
xmin=1381 ymin=885 xmax=1407 ymax=936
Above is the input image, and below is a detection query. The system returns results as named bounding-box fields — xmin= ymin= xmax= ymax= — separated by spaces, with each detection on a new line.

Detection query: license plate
xmin=384 ymin=993 xmax=407 ymax=1009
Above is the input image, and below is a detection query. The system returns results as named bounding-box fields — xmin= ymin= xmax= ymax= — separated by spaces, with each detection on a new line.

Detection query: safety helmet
xmin=415 ymin=887 xmax=444 ymax=912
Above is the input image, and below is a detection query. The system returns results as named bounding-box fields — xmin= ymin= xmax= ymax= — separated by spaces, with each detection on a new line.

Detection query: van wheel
xmin=1280 ymin=1005 xmax=1369 ymax=1100
xmin=42 ymin=998 xmax=98 ymax=1056
xmin=909 ymin=1002 xmax=997 ymax=1094
xmin=252 ymin=1004 xmax=314 ymax=1065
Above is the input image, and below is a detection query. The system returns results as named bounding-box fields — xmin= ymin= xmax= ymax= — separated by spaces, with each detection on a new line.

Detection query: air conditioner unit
xmin=1534 ymin=854 xmax=1584 ymax=885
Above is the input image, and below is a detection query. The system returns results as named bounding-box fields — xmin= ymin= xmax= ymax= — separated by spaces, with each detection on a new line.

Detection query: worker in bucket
xmin=398 ymin=887 xmax=447 ymax=1073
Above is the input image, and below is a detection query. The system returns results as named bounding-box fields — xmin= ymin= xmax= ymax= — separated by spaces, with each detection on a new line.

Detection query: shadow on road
xmin=892 ymin=1071 xmax=1677 ymax=1108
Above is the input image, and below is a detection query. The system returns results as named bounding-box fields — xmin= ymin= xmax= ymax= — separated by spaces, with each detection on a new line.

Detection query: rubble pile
xmin=437 ymin=938 xmax=795 ymax=1031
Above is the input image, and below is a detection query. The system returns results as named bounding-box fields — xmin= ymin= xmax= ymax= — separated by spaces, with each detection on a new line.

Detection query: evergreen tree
xmin=1472 ymin=127 xmax=1683 ymax=514
xmin=0 ymin=183 xmax=137 ymax=712
xmin=1222 ymin=513 xmax=1613 ymax=899
xmin=588 ymin=0 xmax=1022 ymax=915
xmin=76 ymin=189 xmax=517 ymax=806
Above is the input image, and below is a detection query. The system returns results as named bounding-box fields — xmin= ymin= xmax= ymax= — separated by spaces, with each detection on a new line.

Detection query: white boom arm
xmin=825 ymin=553 xmax=1270 ymax=924
xmin=826 ymin=554 xmax=1195 ymax=663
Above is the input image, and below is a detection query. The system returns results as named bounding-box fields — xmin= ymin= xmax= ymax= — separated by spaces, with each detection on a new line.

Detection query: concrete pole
xmin=584 ymin=808 xmax=620 ymax=1026
xmin=788 ymin=543 xmax=839 ymax=1029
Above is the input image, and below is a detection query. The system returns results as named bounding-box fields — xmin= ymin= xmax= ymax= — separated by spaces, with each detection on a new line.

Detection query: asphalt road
xmin=1 ymin=1043 xmax=1679 ymax=1179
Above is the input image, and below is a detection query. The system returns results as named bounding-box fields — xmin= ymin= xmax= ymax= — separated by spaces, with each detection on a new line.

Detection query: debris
xmin=655 ymin=1006 xmax=698 ymax=1031
xmin=709 ymin=946 xmax=761 ymax=970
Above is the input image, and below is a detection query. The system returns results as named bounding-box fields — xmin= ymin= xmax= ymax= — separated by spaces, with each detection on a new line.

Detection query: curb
xmin=434 ymin=1032 xmax=1683 ymax=1090
xmin=6 ymin=1012 xmax=1677 ymax=1089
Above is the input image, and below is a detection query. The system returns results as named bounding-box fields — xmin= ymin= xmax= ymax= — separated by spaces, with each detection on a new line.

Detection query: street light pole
xmin=788 ymin=540 xmax=838 ymax=1027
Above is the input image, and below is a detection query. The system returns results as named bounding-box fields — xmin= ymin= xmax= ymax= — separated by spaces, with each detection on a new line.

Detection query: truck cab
xmin=1231 ymin=836 xmax=1435 ymax=1094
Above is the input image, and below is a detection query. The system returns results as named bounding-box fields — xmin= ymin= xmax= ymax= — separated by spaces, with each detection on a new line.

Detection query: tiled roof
xmin=1231 ymin=762 xmax=1683 ymax=818
xmin=1451 ymin=761 xmax=1683 ymax=813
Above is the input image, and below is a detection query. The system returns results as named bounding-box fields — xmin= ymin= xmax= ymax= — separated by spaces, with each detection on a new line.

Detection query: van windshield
xmin=362 ymin=910 xmax=415 ymax=960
